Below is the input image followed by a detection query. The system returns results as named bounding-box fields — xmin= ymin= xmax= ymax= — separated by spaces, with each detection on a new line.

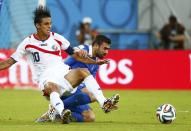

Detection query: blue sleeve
xmin=64 ymin=45 xmax=88 ymax=66
xmin=64 ymin=56 xmax=76 ymax=66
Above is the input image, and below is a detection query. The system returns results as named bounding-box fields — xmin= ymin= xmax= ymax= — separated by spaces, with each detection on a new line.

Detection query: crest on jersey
xmin=52 ymin=45 xmax=59 ymax=51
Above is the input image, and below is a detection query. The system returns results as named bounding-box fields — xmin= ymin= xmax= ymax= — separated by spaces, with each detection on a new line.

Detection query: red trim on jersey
xmin=52 ymin=32 xmax=54 ymax=36
xmin=33 ymin=33 xmax=50 ymax=41
xmin=54 ymin=39 xmax=62 ymax=46
xmin=25 ymin=44 xmax=60 ymax=56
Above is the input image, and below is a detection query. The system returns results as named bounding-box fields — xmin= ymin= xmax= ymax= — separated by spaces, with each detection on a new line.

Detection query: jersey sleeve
xmin=64 ymin=56 xmax=76 ymax=66
xmin=53 ymin=33 xmax=70 ymax=50
xmin=64 ymin=45 xmax=86 ymax=66
xmin=11 ymin=38 xmax=28 ymax=62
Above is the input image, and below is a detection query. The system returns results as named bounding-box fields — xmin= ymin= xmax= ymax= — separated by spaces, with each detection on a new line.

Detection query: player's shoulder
xmin=25 ymin=34 xmax=37 ymax=42
xmin=51 ymin=32 xmax=70 ymax=43
xmin=77 ymin=44 xmax=90 ymax=51
xmin=51 ymin=32 xmax=64 ymax=38
xmin=20 ymin=34 xmax=34 ymax=44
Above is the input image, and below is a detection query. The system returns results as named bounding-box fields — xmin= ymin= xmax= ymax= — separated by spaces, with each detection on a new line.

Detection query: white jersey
xmin=11 ymin=32 xmax=70 ymax=83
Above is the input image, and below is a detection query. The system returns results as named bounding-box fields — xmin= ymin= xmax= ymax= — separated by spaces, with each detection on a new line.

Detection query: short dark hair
xmin=169 ymin=15 xmax=177 ymax=23
xmin=33 ymin=6 xmax=51 ymax=25
xmin=92 ymin=35 xmax=111 ymax=46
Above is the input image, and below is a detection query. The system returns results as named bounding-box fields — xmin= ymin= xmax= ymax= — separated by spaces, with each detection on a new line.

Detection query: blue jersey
xmin=64 ymin=44 xmax=99 ymax=77
xmin=62 ymin=44 xmax=99 ymax=114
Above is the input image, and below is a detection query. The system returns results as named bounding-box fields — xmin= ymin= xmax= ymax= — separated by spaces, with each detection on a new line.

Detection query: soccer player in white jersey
xmin=36 ymin=35 xmax=119 ymax=123
xmin=0 ymin=7 xmax=118 ymax=124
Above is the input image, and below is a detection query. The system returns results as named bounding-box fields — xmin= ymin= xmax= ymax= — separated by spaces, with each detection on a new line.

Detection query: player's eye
xmin=104 ymin=47 xmax=110 ymax=50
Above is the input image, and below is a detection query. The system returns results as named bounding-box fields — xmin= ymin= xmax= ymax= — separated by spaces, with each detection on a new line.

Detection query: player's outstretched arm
xmin=72 ymin=52 xmax=110 ymax=65
xmin=0 ymin=58 xmax=17 ymax=70
xmin=65 ymin=46 xmax=109 ymax=65
xmin=72 ymin=53 xmax=97 ymax=64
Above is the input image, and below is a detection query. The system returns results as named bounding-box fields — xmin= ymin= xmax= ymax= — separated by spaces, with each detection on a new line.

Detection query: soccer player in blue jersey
xmin=36 ymin=35 xmax=119 ymax=123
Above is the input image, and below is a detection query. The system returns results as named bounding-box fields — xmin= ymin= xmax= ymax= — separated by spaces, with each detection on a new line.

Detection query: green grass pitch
xmin=0 ymin=89 xmax=191 ymax=131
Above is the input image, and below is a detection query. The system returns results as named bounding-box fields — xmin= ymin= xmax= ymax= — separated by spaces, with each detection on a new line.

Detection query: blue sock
xmin=71 ymin=112 xmax=84 ymax=122
xmin=61 ymin=92 xmax=91 ymax=108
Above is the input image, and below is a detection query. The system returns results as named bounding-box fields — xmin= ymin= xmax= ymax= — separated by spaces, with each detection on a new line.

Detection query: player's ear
xmin=35 ymin=23 xmax=40 ymax=29
xmin=94 ymin=43 xmax=99 ymax=48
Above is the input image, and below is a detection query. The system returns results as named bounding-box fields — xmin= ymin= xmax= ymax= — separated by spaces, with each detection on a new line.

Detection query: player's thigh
xmin=39 ymin=64 xmax=72 ymax=96
xmin=64 ymin=68 xmax=90 ymax=87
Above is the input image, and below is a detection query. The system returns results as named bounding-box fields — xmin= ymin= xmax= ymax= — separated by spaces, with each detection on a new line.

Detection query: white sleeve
xmin=54 ymin=33 xmax=70 ymax=50
xmin=11 ymin=38 xmax=27 ymax=62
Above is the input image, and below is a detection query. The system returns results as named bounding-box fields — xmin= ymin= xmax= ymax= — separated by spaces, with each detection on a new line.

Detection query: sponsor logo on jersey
xmin=40 ymin=43 xmax=48 ymax=46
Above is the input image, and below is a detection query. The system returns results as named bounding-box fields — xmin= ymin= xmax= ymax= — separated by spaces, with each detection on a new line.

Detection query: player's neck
xmin=35 ymin=32 xmax=50 ymax=41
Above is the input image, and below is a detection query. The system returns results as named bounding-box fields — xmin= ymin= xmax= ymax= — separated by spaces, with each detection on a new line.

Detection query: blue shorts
xmin=62 ymin=83 xmax=91 ymax=114
xmin=68 ymin=104 xmax=91 ymax=114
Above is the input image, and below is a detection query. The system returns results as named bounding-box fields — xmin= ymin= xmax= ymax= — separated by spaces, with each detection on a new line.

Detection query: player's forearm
xmin=80 ymin=57 xmax=97 ymax=64
xmin=0 ymin=58 xmax=16 ymax=70
xmin=72 ymin=54 xmax=97 ymax=64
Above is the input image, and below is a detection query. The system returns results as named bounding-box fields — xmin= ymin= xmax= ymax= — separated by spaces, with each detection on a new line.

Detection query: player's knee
xmin=43 ymin=82 xmax=60 ymax=97
xmin=85 ymin=113 xmax=95 ymax=122
xmin=83 ymin=110 xmax=95 ymax=122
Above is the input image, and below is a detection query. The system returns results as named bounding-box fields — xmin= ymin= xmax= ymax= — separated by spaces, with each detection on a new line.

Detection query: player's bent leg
xmin=43 ymin=82 xmax=71 ymax=124
xmin=65 ymin=68 xmax=119 ymax=111
xmin=62 ymin=92 xmax=91 ymax=108
xmin=65 ymin=69 xmax=106 ymax=107
xmin=64 ymin=68 xmax=91 ymax=88
xmin=82 ymin=109 xmax=95 ymax=122
xmin=81 ymin=87 xmax=96 ymax=102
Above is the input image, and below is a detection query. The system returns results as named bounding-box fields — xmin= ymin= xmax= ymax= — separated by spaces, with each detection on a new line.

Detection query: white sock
xmin=83 ymin=75 xmax=106 ymax=107
xmin=50 ymin=92 xmax=64 ymax=115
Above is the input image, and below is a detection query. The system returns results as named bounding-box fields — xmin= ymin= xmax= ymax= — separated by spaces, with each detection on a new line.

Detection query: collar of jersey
xmin=33 ymin=33 xmax=50 ymax=42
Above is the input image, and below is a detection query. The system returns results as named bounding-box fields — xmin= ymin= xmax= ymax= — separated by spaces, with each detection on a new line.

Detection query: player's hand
xmin=74 ymin=48 xmax=88 ymax=58
xmin=96 ymin=59 xmax=110 ymax=65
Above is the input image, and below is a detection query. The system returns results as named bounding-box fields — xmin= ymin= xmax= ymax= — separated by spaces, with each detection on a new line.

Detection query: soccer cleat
xmin=111 ymin=93 xmax=120 ymax=105
xmin=60 ymin=109 xmax=72 ymax=124
xmin=35 ymin=111 xmax=50 ymax=123
xmin=35 ymin=104 xmax=56 ymax=123
xmin=35 ymin=108 xmax=54 ymax=123
xmin=109 ymin=94 xmax=120 ymax=111
xmin=102 ymin=94 xmax=120 ymax=113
